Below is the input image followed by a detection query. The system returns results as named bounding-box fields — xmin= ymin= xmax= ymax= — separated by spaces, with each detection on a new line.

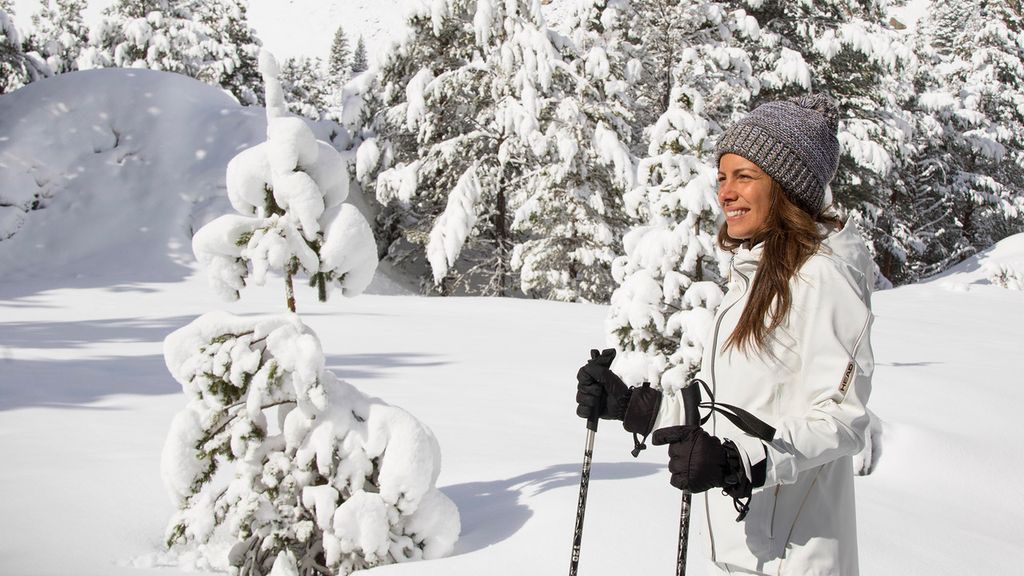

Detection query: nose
xmin=717 ymin=177 xmax=736 ymax=205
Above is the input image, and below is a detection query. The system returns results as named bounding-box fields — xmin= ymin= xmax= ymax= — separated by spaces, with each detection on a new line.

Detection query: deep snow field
xmin=2 ymin=46 xmax=1023 ymax=576
xmin=4 ymin=226 xmax=1024 ymax=576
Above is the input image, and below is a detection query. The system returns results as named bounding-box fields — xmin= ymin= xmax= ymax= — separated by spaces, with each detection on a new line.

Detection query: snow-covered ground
xmin=2 ymin=240 xmax=1024 ymax=576
xmin=2 ymin=65 xmax=1024 ymax=575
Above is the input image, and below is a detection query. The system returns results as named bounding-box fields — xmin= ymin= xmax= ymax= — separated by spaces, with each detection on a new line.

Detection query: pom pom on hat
xmin=792 ymin=93 xmax=839 ymax=134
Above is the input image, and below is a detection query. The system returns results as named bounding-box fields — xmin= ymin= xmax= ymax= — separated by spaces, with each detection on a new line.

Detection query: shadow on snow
xmin=0 ymin=315 xmax=196 ymax=349
xmin=441 ymin=461 xmax=663 ymax=555
xmin=324 ymin=353 xmax=449 ymax=380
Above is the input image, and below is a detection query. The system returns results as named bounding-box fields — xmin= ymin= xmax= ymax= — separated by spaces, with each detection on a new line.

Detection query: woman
xmin=576 ymin=95 xmax=874 ymax=575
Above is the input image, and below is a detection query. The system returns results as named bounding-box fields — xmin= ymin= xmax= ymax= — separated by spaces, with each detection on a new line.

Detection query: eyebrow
xmin=717 ymin=167 xmax=764 ymax=177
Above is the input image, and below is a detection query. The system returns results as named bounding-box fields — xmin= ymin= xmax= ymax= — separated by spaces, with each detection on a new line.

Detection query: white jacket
xmin=655 ymin=223 xmax=874 ymax=576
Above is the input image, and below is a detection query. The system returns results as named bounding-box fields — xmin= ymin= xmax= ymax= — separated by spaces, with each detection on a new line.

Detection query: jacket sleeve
xmin=752 ymin=257 xmax=874 ymax=487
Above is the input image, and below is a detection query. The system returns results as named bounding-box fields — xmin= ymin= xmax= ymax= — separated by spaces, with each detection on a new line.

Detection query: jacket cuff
xmin=729 ymin=433 xmax=769 ymax=489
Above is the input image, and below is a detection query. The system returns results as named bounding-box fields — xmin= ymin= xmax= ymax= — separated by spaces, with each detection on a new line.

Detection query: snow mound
xmin=0 ymin=68 xmax=409 ymax=296
xmin=925 ymin=232 xmax=1024 ymax=291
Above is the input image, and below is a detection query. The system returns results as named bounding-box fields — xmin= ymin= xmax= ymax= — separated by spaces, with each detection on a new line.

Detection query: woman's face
xmin=717 ymin=153 xmax=774 ymax=240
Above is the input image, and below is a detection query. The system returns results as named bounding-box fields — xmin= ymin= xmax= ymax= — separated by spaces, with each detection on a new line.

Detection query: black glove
xmin=575 ymin=348 xmax=631 ymax=421
xmin=652 ymin=425 xmax=758 ymax=520
xmin=652 ymin=425 xmax=731 ymax=492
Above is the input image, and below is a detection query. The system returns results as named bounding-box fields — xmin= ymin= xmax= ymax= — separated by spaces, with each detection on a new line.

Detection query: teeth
xmin=727 ymin=209 xmax=748 ymax=217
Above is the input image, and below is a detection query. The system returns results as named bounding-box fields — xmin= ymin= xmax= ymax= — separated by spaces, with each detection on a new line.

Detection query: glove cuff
xmin=722 ymin=439 xmax=756 ymax=521
xmin=623 ymin=382 xmax=662 ymax=457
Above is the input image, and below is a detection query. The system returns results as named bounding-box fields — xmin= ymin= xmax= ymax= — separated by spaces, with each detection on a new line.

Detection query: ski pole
xmin=568 ymin=402 xmax=599 ymax=575
xmin=675 ymin=381 xmax=703 ymax=576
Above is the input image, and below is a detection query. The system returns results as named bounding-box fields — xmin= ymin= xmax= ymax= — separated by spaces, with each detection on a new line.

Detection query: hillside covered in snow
xmin=0 ymin=68 xmax=405 ymax=296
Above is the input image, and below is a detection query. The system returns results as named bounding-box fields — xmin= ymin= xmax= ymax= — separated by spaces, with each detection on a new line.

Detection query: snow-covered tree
xmin=329 ymin=26 xmax=351 ymax=87
xmin=163 ymin=50 xmax=459 ymax=576
xmin=605 ymin=0 xmax=756 ymax=389
xmin=79 ymin=0 xmax=264 ymax=105
xmin=891 ymin=0 xmax=1024 ymax=283
xmin=193 ymin=52 xmax=373 ymax=309
xmin=350 ymin=36 xmax=367 ymax=75
xmin=1 ymin=7 xmax=51 ymax=94
xmin=360 ymin=0 xmax=569 ymax=296
xmin=278 ymin=56 xmax=330 ymax=120
xmin=619 ymin=0 xmax=704 ymax=150
xmin=30 ymin=0 xmax=89 ymax=74
xmin=79 ymin=1 xmax=206 ymax=73
xmin=193 ymin=0 xmax=264 ymax=105
xmin=509 ymin=0 xmax=637 ymax=302
xmin=956 ymin=0 xmax=1024 ymax=245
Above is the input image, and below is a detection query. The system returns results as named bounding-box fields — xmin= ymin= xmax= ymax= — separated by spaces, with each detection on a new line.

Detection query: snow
xmin=928 ymin=232 xmax=1024 ymax=292
xmin=426 ymin=165 xmax=483 ymax=284
xmin=404 ymin=68 xmax=434 ymax=130
xmin=888 ymin=0 xmax=930 ymax=31
xmin=2 ymin=4 xmax=1024 ymax=576
xmin=593 ymin=122 xmax=636 ymax=190
xmin=320 ymin=203 xmax=380 ymax=297
xmin=4 ymin=235 xmax=1024 ymax=574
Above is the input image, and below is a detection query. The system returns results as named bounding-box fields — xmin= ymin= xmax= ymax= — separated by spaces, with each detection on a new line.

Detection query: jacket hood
xmin=821 ymin=221 xmax=875 ymax=302
xmin=730 ymin=220 xmax=875 ymax=301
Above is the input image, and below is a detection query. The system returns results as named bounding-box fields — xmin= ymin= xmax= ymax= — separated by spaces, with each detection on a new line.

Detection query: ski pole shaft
xmin=676 ymin=381 xmax=703 ymax=576
xmin=569 ymin=411 xmax=599 ymax=576
xmin=677 ymin=492 xmax=692 ymax=575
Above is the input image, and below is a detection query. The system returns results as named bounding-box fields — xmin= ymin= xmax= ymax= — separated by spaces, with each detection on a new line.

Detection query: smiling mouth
xmin=726 ymin=209 xmax=749 ymax=218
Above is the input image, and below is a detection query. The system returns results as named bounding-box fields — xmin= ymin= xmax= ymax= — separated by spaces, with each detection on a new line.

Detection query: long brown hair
xmin=718 ymin=181 xmax=842 ymax=353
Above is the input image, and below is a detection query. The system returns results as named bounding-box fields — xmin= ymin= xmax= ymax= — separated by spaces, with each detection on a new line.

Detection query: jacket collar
xmin=731 ymin=241 xmax=763 ymax=281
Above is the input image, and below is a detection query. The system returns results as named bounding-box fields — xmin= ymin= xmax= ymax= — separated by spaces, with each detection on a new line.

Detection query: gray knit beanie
xmin=715 ymin=94 xmax=840 ymax=216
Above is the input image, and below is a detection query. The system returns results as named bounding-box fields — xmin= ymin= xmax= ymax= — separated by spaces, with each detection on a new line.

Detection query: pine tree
xmin=605 ymin=0 xmax=756 ymax=388
xmin=329 ymin=25 xmax=351 ymax=87
xmin=279 ymin=56 xmax=330 ymax=120
xmin=963 ymin=0 xmax=1024 ymax=243
xmin=509 ymin=0 xmax=637 ymax=302
xmin=164 ymin=50 xmax=459 ymax=576
xmin=30 ymin=0 xmax=89 ymax=74
xmin=359 ymin=0 xmax=569 ymax=296
xmin=193 ymin=0 xmax=264 ymax=105
xmin=79 ymin=0 xmax=200 ymax=73
xmin=900 ymin=0 xmax=1024 ymax=281
xmin=79 ymin=0 xmax=264 ymax=106
xmin=1 ymin=6 xmax=51 ymax=94
xmin=350 ymin=36 xmax=368 ymax=75
xmin=620 ymin=0 xmax=702 ymax=151
xmin=27 ymin=0 xmax=78 ymax=69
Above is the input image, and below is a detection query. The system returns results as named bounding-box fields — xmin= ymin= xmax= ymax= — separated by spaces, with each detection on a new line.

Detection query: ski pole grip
xmin=587 ymin=407 xmax=599 ymax=432
xmin=681 ymin=381 xmax=702 ymax=427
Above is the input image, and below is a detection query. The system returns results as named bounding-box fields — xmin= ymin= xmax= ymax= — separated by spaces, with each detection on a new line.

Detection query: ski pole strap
xmin=690 ymin=379 xmax=776 ymax=443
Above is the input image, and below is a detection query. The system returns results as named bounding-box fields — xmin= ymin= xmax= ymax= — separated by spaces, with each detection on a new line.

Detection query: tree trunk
xmin=496 ymin=185 xmax=508 ymax=296
xmin=285 ymin=272 xmax=297 ymax=313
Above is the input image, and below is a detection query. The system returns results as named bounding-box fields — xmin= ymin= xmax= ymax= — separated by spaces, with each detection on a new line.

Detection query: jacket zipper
xmin=709 ymin=267 xmax=750 ymax=413
xmin=769 ymin=485 xmax=780 ymax=542
xmin=705 ymin=266 xmax=750 ymax=561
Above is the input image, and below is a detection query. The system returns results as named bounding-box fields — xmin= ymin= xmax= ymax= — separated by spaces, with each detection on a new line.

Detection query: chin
xmin=726 ymin=226 xmax=754 ymax=240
